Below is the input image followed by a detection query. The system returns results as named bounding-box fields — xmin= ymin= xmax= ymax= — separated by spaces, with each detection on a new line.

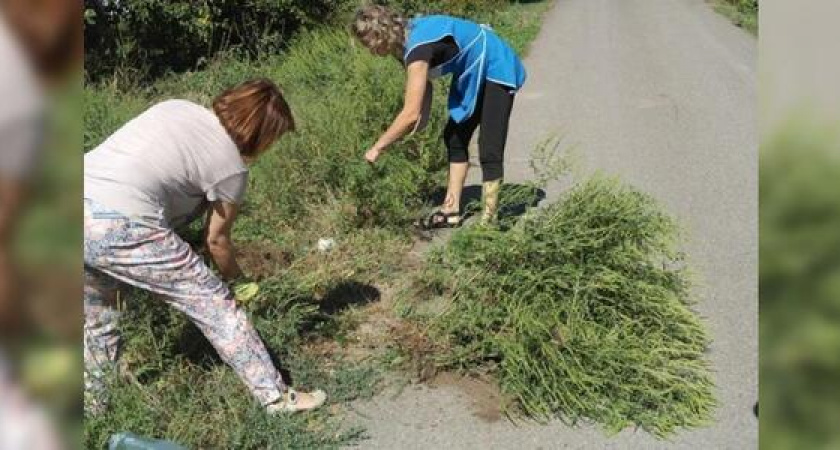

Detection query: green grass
xmin=713 ymin=0 xmax=758 ymax=35
xmin=401 ymin=159 xmax=715 ymax=436
xmin=487 ymin=0 xmax=552 ymax=54
xmin=83 ymin=2 xmax=553 ymax=448
xmin=84 ymin=286 xmax=380 ymax=449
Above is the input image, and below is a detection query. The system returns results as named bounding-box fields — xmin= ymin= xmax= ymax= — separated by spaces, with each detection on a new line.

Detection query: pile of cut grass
xmin=420 ymin=175 xmax=715 ymax=437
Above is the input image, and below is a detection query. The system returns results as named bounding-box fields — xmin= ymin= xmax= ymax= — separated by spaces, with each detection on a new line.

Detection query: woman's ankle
xmin=440 ymin=204 xmax=460 ymax=214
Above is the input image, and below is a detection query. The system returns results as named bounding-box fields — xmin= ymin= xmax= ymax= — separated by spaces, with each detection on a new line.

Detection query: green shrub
xmin=385 ymin=0 xmax=507 ymax=18
xmin=420 ymin=176 xmax=714 ymax=436
xmin=84 ymin=0 xmax=510 ymax=83
xmin=84 ymin=0 xmax=350 ymax=82
xmin=726 ymin=0 xmax=758 ymax=13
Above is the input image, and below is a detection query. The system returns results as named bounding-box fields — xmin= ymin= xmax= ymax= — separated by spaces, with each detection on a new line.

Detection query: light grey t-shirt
xmin=84 ymin=99 xmax=248 ymax=228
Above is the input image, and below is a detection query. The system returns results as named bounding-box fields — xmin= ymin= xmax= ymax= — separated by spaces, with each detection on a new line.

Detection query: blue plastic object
xmin=108 ymin=432 xmax=187 ymax=450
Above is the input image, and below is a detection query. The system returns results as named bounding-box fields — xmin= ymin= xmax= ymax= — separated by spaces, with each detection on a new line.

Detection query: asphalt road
xmin=350 ymin=0 xmax=758 ymax=448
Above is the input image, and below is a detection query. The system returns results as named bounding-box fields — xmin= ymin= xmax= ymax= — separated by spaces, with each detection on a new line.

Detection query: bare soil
xmin=430 ymin=372 xmax=506 ymax=423
xmin=235 ymin=241 xmax=294 ymax=280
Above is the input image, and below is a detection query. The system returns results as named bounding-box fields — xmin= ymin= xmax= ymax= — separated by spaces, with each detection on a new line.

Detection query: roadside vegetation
xmin=714 ymin=0 xmax=758 ymax=35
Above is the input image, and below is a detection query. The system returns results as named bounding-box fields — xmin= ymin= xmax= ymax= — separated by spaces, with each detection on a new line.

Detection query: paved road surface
xmin=351 ymin=0 xmax=757 ymax=448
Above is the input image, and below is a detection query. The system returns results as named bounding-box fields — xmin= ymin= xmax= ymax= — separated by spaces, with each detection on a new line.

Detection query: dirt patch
xmin=302 ymin=281 xmax=440 ymax=375
xmin=303 ymin=284 xmax=400 ymax=357
xmin=304 ymin=297 xmax=404 ymax=365
xmin=236 ymin=242 xmax=294 ymax=280
xmin=408 ymin=228 xmax=456 ymax=260
xmin=430 ymin=372 xmax=505 ymax=423
xmin=367 ymin=281 xmax=442 ymax=382
xmin=292 ymin=236 xmax=506 ymax=424
xmin=389 ymin=319 xmax=439 ymax=382
xmin=293 ymin=245 xmax=507 ymax=424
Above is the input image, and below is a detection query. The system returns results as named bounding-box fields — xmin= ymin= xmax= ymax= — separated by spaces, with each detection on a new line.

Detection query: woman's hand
xmin=206 ymin=201 xmax=243 ymax=281
xmin=365 ymin=147 xmax=382 ymax=163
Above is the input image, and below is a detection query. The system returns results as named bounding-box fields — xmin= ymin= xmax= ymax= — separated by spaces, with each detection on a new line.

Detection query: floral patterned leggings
xmin=83 ymin=199 xmax=286 ymax=410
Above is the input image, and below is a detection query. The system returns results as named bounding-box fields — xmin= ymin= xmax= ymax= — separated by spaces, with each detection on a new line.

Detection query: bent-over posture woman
xmin=351 ymin=5 xmax=526 ymax=227
xmin=83 ymin=79 xmax=326 ymax=415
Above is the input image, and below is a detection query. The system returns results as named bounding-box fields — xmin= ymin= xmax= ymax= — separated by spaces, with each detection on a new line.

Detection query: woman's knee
xmin=443 ymin=121 xmax=471 ymax=163
xmin=447 ymin=146 xmax=469 ymax=163
xmin=478 ymin=140 xmax=504 ymax=181
xmin=444 ymin=136 xmax=469 ymax=164
xmin=480 ymin=161 xmax=504 ymax=182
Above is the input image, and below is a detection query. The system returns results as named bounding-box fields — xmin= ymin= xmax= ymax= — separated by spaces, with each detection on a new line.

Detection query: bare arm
xmin=365 ymin=61 xmax=430 ymax=162
xmin=205 ymin=201 xmax=243 ymax=281
xmin=413 ymin=80 xmax=434 ymax=134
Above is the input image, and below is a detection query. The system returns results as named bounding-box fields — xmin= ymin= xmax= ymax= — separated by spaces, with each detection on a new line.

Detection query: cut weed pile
xmin=406 ymin=174 xmax=715 ymax=437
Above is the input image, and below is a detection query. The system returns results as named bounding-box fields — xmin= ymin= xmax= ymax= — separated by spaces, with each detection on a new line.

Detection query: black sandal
xmin=416 ymin=210 xmax=463 ymax=230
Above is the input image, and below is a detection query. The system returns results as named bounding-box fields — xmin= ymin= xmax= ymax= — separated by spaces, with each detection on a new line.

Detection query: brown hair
xmin=212 ymin=78 xmax=295 ymax=158
xmin=350 ymin=5 xmax=408 ymax=60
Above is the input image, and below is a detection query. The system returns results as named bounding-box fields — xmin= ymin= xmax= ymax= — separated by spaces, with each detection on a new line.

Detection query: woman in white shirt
xmin=84 ymin=79 xmax=326 ymax=415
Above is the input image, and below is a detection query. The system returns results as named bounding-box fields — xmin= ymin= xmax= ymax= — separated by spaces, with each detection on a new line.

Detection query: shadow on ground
xmin=318 ymin=280 xmax=381 ymax=315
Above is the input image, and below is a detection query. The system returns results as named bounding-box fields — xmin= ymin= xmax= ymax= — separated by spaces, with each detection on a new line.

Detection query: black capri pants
xmin=443 ymin=81 xmax=515 ymax=182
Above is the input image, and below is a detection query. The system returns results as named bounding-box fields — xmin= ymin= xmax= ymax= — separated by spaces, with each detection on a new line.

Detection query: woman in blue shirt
xmin=351 ymin=5 xmax=526 ymax=227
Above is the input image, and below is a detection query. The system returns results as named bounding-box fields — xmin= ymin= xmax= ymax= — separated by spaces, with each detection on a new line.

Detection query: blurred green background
xmin=760 ymin=115 xmax=840 ymax=449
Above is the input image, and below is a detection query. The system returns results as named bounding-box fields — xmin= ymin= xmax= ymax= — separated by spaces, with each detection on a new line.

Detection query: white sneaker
xmin=266 ymin=388 xmax=327 ymax=414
